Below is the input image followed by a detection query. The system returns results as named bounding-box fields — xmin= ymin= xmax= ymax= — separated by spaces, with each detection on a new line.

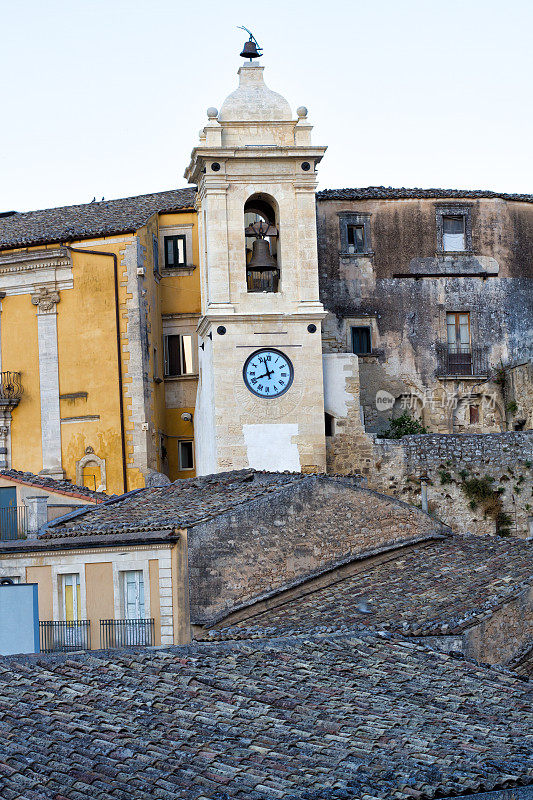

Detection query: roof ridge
xmin=10 ymin=187 xmax=196 ymax=218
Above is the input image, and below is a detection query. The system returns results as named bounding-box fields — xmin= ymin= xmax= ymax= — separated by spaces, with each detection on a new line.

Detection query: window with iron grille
xmin=164 ymin=235 xmax=186 ymax=268
xmin=351 ymin=326 xmax=372 ymax=355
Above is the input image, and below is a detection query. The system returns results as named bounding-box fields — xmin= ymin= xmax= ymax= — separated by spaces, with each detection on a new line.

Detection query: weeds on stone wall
xmin=381 ymin=412 xmax=428 ymax=439
xmin=459 ymin=475 xmax=513 ymax=536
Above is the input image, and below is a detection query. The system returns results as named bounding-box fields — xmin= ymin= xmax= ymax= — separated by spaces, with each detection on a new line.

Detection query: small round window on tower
xmin=301 ymin=162 xmax=311 ymax=171
xmin=211 ymin=162 xmax=221 ymax=172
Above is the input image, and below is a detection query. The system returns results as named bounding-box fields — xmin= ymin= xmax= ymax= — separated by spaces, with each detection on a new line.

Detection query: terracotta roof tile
xmin=316 ymin=186 xmax=533 ymax=203
xmin=0 ymin=188 xmax=196 ymax=250
xmin=0 ymin=469 xmax=110 ymax=502
xmin=222 ymin=534 xmax=533 ymax=637
xmin=1 ymin=634 xmax=531 ymax=799
xmin=41 ymin=470 xmax=311 ymax=538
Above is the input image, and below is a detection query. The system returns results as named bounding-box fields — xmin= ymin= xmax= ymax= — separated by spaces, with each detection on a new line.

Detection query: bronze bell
xmin=240 ymin=39 xmax=262 ymax=60
xmin=248 ymin=238 xmax=277 ymax=271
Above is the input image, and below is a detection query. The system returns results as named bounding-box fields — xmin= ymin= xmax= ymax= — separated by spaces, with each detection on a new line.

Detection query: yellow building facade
xmin=0 ymin=190 xmax=201 ymax=495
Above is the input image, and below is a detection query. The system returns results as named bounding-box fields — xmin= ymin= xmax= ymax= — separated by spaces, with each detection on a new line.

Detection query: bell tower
xmin=185 ymin=36 xmax=327 ymax=475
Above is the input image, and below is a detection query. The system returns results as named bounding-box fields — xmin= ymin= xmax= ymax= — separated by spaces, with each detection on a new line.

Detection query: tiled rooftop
xmin=0 ymin=188 xmax=196 ymax=250
xmin=41 ymin=470 xmax=313 ymax=538
xmin=220 ymin=535 xmax=533 ymax=637
xmin=1 ymin=633 xmax=531 ymax=799
xmin=0 ymin=469 xmax=109 ymax=502
xmin=316 ymin=186 xmax=533 ymax=203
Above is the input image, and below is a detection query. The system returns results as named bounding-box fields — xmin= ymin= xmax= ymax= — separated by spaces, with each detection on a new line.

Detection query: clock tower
xmin=185 ymin=40 xmax=327 ymax=475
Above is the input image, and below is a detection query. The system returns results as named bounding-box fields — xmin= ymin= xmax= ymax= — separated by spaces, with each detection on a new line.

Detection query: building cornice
xmin=0 ymin=247 xmax=71 ymax=274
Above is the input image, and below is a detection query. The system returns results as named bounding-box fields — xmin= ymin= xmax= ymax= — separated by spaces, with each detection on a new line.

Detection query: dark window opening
xmin=325 ymin=413 xmax=335 ymax=437
xmin=164 ymin=235 xmax=186 ymax=268
xmin=179 ymin=441 xmax=194 ymax=470
xmin=164 ymin=334 xmax=194 ymax=377
xmin=351 ymin=326 xmax=372 ymax=355
xmin=469 ymin=405 xmax=479 ymax=424
xmin=347 ymin=225 xmax=365 ymax=254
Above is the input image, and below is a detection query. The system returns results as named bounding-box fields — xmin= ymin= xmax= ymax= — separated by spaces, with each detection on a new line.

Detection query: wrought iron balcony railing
xmin=100 ymin=618 xmax=155 ymax=649
xmin=39 ymin=620 xmax=91 ymax=653
xmin=0 ymin=506 xmax=28 ymax=541
xmin=246 ymin=268 xmax=280 ymax=293
xmin=0 ymin=371 xmax=23 ymax=403
xmin=436 ymin=343 xmax=489 ymax=378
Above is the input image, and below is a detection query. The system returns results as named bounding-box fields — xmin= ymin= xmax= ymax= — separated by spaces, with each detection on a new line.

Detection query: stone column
xmin=25 ymin=495 xmax=48 ymax=537
xmin=31 ymin=288 xmax=64 ymax=479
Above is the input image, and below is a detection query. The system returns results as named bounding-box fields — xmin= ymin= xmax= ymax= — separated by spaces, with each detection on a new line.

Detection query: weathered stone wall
xmin=317 ymin=196 xmax=533 ymax=436
xmin=465 ymin=586 xmax=533 ymax=665
xmin=371 ymin=432 xmax=533 ymax=538
xmin=187 ymin=475 xmax=448 ymax=625
xmin=505 ymin=360 xmax=533 ymax=431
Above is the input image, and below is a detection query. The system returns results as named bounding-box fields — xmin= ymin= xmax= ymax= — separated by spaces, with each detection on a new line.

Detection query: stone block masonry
xmin=372 ymin=431 xmax=533 ymax=537
xmin=187 ymin=474 xmax=449 ymax=625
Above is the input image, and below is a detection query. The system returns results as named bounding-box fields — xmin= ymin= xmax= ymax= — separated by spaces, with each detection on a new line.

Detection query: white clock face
xmin=243 ymin=349 xmax=294 ymax=398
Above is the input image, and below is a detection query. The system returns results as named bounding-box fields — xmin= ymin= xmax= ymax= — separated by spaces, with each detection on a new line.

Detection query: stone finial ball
xmin=297 ymin=106 xmax=308 ymax=118
xmin=207 ymin=107 xmax=219 ymax=120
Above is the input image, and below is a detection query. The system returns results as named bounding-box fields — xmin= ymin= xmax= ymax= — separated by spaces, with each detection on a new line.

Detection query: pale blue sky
xmin=1 ymin=0 xmax=532 ymax=212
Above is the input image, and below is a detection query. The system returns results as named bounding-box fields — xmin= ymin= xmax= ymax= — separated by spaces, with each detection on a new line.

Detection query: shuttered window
xmin=164 ymin=334 xmax=194 ymax=377
xmin=347 ymin=225 xmax=365 ymax=254
xmin=164 ymin=235 xmax=186 ymax=268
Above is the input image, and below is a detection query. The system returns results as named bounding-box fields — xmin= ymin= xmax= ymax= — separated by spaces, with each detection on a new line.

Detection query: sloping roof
xmin=41 ymin=470 xmax=311 ymax=538
xmin=219 ymin=534 xmax=533 ymax=637
xmin=0 ymin=188 xmax=196 ymax=251
xmin=316 ymin=186 xmax=533 ymax=203
xmin=1 ymin=634 xmax=531 ymax=799
xmin=0 ymin=469 xmax=109 ymax=502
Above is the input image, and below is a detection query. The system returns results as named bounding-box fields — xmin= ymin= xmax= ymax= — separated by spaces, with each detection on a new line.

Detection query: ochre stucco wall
xmin=3 ymin=293 xmax=42 ymax=473
xmin=85 ymin=562 xmax=114 ymax=649
xmin=57 ymin=245 xmax=125 ymax=494
xmin=26 ymin=565 xmax=53 ymax=621
xmin=149 ymin=558 xmax=161 ymax=645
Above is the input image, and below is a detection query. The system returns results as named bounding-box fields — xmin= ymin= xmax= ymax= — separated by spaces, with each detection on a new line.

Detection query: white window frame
xmin=178 ymin=440 xmax=195 ymax=471
xmin=122 ymin=570 xmax=146 ymax=620
xmin=159 ymin=224 xmax=194 ymax=274
xmin=61 ymin=573 xmax=81 ymax=622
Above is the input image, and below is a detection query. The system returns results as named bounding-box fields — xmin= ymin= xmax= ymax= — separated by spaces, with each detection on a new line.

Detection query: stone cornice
xmin=0 ymin=247 xmax=71 ymax=274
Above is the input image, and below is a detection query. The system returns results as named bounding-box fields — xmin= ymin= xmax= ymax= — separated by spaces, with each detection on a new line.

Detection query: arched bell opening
xmin=244 ymin=194 xmax=279 ymax=293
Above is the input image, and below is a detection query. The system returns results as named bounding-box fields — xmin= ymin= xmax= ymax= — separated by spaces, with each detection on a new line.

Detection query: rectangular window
xmin=351 ymin=326 xmax=372 ymax=355
xmin=63 ymin=574 xmax=81 ymax=622
xmin=122 ymin=571 xmax=145 ymax=620
xmin=442 ymin=215 xmax=466 ymax=252
xmin=164 ymin=334 xmax=194 ymax=377
xmin=446 ymin=312 xmax=472 ymax=375
xmin=469 ymin=405 xmax=480 ymax=424
xmin=164 ymin=235 xmax=186 ymax=268
xmin=153 ymin=235 xmax=159 ymax=274
xmin=347 ymin=225 xmax=365 ymax=254
xmin=178 ymin=440 xmax=194 ymax=470
xmin=446 ymin=312 xmax=470 ymax=350
xmin=153 ymin=347 xmax=159 ymax=381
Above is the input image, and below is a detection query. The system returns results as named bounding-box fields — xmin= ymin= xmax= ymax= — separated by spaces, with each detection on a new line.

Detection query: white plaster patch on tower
xmin=243 ymin=423 xmax=300 ymax=472
xmin=323 ymin=353 xmax=359 ymax=419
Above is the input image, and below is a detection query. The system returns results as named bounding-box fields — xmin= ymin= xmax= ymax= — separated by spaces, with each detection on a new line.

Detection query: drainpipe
xmin=63 ymin=244 xmax=128 ymax=494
